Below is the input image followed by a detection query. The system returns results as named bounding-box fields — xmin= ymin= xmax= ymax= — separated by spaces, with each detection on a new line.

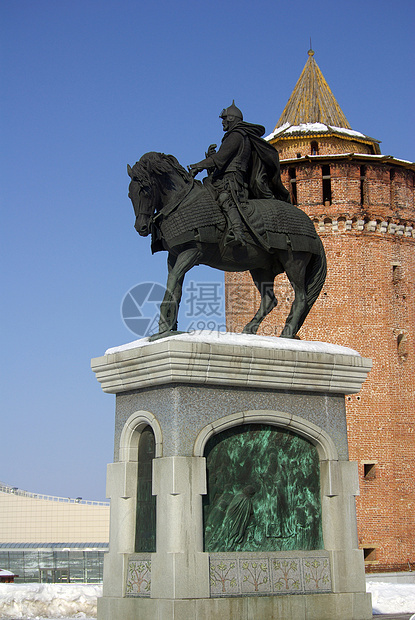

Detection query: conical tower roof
xmin=275 ymin=49 xmax=350 ymax=129
xmin=266 ymin=50 xmax=381 ymax=155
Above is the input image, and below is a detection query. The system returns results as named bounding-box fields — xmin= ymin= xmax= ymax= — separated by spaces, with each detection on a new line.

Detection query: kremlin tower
xmin=226 ymin=50 xmax=415 ymax=572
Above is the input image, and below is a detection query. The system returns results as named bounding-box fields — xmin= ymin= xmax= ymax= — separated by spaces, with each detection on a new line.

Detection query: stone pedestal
xmin=91 ymin=331 xmax=373 ymax=620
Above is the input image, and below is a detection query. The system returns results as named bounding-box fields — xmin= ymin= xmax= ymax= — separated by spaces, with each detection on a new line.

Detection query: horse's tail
xmin=298 ymin=235 xmax=327 ymax=332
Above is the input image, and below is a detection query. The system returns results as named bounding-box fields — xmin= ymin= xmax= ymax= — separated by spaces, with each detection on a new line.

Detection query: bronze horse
xmin=127 ymin=152 xmax=326 ymax=339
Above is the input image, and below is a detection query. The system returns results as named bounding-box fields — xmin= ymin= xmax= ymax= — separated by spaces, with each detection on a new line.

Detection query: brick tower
xmin=226 ymin=50 xmax=415 ymax=572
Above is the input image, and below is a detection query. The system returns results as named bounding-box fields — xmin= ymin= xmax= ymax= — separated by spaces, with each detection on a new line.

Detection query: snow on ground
xmin=367 ymin=581 xmax=415 ymax=615
xmin=0 ymin=581 xmax=415 ymax=618
xmin=0 ymin=583 xmax=101 ymax=619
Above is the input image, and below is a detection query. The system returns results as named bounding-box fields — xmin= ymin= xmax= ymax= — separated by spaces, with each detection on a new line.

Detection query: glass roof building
xmin=0 ymin=482 xmax=109 ymax=583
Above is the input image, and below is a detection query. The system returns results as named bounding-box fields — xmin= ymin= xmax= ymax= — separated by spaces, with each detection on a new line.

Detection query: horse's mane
xmin=131 ymin=152 xmax=190 ymax=189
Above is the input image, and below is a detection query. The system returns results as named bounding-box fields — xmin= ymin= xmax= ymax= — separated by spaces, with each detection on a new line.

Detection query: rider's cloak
xmin=221 ymin=121 xmax=291 ymax=204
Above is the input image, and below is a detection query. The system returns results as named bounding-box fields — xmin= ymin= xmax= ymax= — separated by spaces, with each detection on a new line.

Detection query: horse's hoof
xmin=242 ymin=326 xmax=258 ymax=335
xmin=148 ymin=330 xmax=185 ymax=342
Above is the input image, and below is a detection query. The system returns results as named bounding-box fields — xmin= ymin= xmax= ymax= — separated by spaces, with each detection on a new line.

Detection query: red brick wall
xmin=225 ymin=159 xmax=415 ymax=572
xmin=270 ymin=135 xmax=376 ymax=160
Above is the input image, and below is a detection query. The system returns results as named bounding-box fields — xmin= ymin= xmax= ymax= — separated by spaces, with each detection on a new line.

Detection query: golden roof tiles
xmin=275 ymin=50 xmax=351 ymax=130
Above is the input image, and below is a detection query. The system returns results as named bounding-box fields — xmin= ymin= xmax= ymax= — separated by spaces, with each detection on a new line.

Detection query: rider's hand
xmin=188 ymin=164 xmax=202 ymax=178
xmin=206 ymin=144 xmax=217 ymax=157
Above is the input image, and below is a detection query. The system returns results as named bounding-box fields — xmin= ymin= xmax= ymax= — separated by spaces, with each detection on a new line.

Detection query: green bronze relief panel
xmin=203 ymin=424 xmax=323 ymax=552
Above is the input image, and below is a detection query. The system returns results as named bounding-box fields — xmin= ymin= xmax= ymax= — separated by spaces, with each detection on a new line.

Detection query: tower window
xmin=362 ymin=547 xmax=377 ymax=562
xmin=322 ymin=165 xmax=332 ymax=206
xmin=363 ymin=463 xmax=376 ymax=479
xmin=360 ymin=165 xmax=367 ymax=205
xmin=390 ymin=169 xmax=396 ymax=205
xmin=392 ymin=262 xmax=401 ymax=283
xmin=289 ymin=167 xmax=298 ymax=205
xmin=311 ymin=141 xmax=319 ymax=155
xmin=397 ymin=332 xmax=408 ymax=360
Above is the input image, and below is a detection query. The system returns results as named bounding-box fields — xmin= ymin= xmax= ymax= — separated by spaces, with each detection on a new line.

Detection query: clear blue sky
xmin=1 ymin=0 xmax=414 ymax=501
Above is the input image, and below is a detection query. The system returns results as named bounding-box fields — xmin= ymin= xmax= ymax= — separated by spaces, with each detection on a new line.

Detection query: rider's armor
xmin=208 ymin=130 xmax=252 ymax=246
xmin=211 ymin=132 xmax=251 ymax=179
xmin=189 ymin=101 xmax=290 ymax=246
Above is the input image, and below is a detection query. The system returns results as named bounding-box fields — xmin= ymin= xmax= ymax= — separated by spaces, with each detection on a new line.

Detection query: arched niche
xmin=195 ymin=411 xmax=338 ymax=554
xmin=118 ymin=411 xmax=162 ymax=553
xmin=194 ymin=410 xmax=338 ymax=462
xmin=119 ymin=410 xmax=163 ymax=462
xmin=135 ymin=425 xmax=156 ymax=552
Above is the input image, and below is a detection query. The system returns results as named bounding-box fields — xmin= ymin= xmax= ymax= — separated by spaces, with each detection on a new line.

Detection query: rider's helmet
xmin=219 ymin=100 xmax=243 ymax=121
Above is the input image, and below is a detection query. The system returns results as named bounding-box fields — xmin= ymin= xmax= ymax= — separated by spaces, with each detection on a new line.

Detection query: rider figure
xmin=189 ymin=101 xmax=291 ymax=247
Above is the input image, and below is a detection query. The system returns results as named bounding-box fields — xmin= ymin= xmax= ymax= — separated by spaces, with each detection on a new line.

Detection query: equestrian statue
xmin=127 ymin=102 xmax=326 ymax=339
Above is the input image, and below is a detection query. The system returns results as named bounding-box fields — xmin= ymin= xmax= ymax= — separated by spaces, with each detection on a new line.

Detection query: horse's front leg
xmin=158 ymin=248 xmax=202 ymax=335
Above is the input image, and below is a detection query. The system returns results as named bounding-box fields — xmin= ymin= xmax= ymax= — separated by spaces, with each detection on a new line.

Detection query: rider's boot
xmin=225 ymin=226 xmax=245 ymax=247
xmin=223 ymin=201 xmax=246 ymax=247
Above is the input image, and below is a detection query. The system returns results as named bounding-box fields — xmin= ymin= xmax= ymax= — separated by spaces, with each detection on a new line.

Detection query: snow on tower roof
xmin=265 ymin=122 xmax=377 ymax=143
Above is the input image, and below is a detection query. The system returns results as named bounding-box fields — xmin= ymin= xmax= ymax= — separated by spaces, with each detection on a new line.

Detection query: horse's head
xmin=127 ymin=152 xmax=191 ymax=237
xmin=127 ymin=154 xmax=158 ymax=236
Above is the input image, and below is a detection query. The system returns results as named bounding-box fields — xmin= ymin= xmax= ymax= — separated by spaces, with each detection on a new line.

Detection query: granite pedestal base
xmin=97 ymin=591 xmax=372 ymax=620
xmin=92 ymin=331 xmax=373 ymax=620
